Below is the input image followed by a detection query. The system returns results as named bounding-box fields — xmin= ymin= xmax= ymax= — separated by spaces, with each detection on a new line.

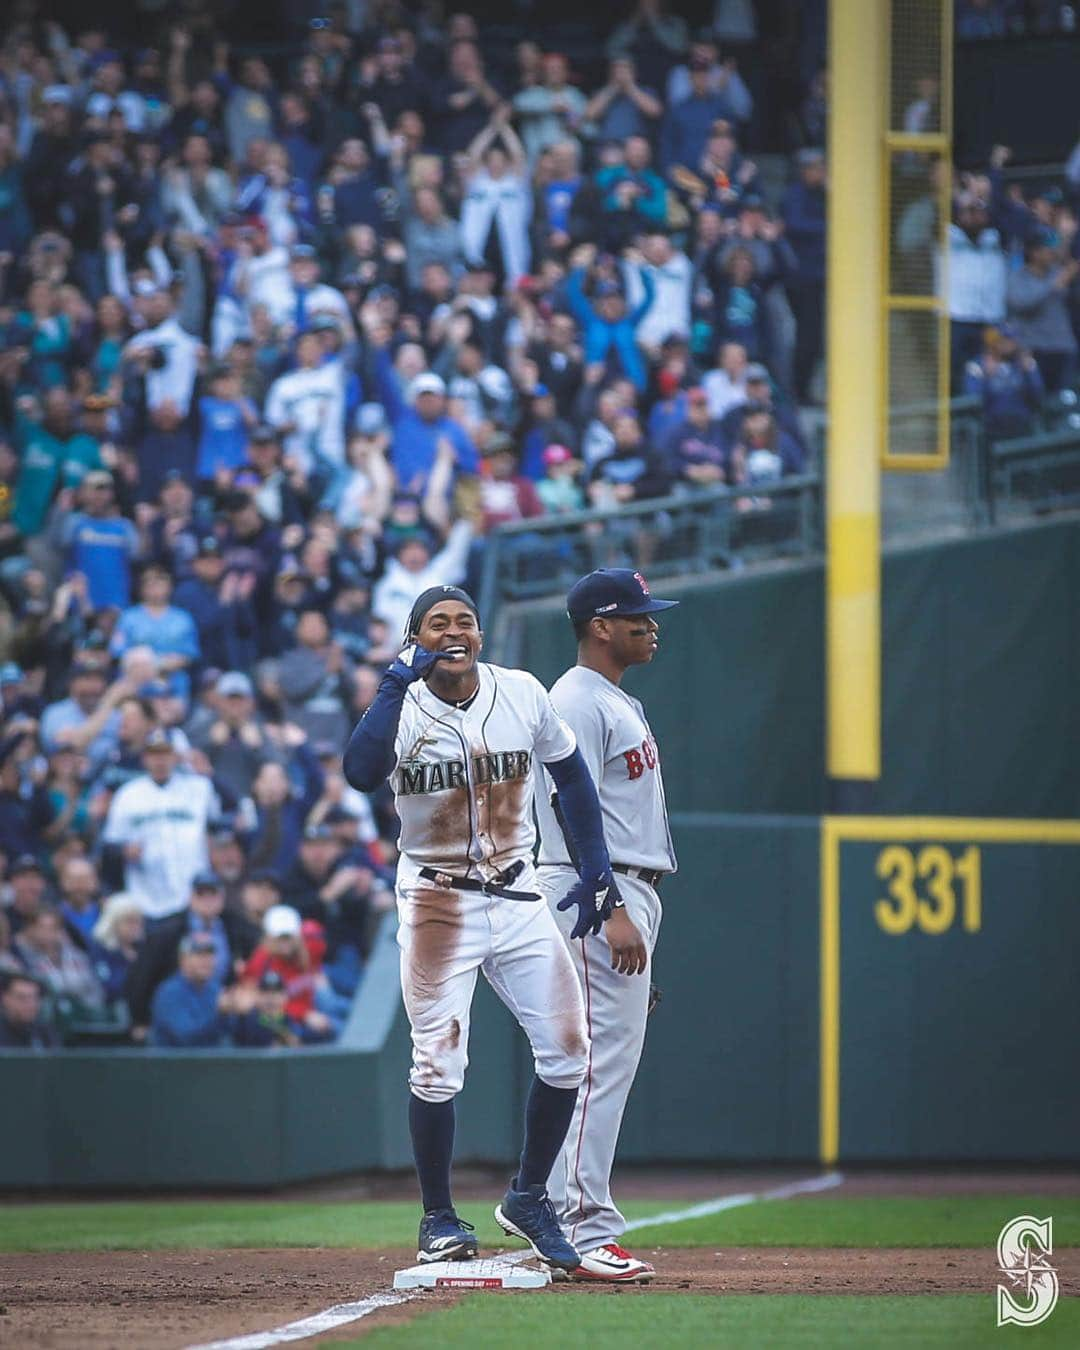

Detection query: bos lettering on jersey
xmin=536 ymin=667 xmax=677 ymax=875
xmin=399 ymin=750 xmax=531 ymax=797
xmin=623 ymin=735 xmax=659 ymax=781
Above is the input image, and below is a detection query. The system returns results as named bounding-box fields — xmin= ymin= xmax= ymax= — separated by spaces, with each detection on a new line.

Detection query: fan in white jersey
xmin=535 ymin=568 xmax=679 ymax=1284
xmin=343 ymin=584 xmax=622 ymax=1271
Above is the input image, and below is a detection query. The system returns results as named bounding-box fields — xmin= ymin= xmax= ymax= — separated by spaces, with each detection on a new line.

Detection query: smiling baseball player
xmin=343 ymin=585 xmax=619 ymax=1271
xmin=535 ymin=568 xmax=678 ymax=1283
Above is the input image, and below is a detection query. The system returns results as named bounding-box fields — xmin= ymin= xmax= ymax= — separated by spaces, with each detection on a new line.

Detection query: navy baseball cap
xmin=180 ymin=933 xmax=217 ymax=955
xmin=566 ymin=569 xmax=679 ymax=623
xmin=10 ymin=853 xmax=44 ymax=875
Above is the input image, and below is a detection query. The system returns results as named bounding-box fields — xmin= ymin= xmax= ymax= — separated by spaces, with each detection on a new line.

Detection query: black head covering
xmin=405 ymin=586 xmax=481 ymax=640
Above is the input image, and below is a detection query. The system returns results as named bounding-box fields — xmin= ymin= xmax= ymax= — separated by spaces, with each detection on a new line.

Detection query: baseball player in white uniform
xmin=535 ymin=568 xmax=678 ymax=1283
xmin=101 ymin=728 xmax=219 ymax=921
xmin=343 ymin=584 xmax=621 ymax=1271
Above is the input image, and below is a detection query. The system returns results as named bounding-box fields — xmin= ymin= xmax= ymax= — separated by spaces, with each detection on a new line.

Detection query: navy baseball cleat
xmin=417 ymin=1208 xmax=479 ymax=1263
xmin=494 ymin=1181 xmax=580 ymax=1270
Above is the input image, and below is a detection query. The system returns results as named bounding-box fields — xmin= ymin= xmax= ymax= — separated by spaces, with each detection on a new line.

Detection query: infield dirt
xmin=5 ymin=1244 xmax=1080 ymax=1350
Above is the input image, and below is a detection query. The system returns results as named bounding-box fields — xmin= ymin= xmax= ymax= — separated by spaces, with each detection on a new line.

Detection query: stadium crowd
xmin=0 ymin=2 xmax=1078 ymax=1049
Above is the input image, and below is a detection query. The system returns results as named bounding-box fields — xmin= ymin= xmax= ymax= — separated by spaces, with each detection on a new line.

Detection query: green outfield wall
xmin=515 ymin=517 xmax=1080 ymax=819
xmin=4 ymin=810 xmax=1079 ymax=1187
xmin=2 ymin=518 xmax=1079 ymax=1188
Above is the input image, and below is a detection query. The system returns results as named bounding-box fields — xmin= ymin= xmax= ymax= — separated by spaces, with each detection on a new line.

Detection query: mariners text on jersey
xmin=399 ymin=750 xmax=532 ymax=797
xmin=393 ymin=663 xmax=575 ymax=875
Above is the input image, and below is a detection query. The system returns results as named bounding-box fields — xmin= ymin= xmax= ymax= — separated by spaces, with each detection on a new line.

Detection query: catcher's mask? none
xmin=404 ymin=585 xmax=482 ymax=642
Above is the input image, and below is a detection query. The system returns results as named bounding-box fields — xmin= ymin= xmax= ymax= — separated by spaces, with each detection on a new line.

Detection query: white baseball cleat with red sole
xmin=566 ymin=1242 xmax=656 ymax=1282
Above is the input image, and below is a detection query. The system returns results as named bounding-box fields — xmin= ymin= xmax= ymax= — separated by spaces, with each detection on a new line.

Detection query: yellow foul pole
xmin=826 ymin=0 xmax=886 ymax=792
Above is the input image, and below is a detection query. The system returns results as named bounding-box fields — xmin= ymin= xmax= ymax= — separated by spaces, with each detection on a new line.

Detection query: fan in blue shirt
xmin=61 ymin=472 xmax=141 ymax=610
xmin=196 ymin=367 xmax=257 ymax=481
xmin=111 ymin=564 xmax=200 ymax=700
xmin=374 ymin=349 xmax=478 ymax=495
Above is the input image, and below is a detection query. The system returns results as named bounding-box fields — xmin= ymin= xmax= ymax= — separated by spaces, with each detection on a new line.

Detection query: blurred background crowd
xmin=0 ymin=0 xmax=1079 ymax=1050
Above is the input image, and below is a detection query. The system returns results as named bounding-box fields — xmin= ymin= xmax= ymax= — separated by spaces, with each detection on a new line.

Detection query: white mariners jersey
xmin=392 ymin=662 xmax=576 ymax=877
xmin=101 ymin=770 xmax=218 ymax=919
xmin=536 ymin=665 xmax=676 ymax=874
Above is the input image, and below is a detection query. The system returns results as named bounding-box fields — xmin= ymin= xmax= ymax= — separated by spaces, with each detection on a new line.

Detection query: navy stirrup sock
xmin=515 ymin=1076 xmax=578 ymax=1191
xmin=409 ymin=1093 xmax=455 ymax=1213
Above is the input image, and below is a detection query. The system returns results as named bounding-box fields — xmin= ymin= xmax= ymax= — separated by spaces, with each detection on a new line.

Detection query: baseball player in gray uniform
xmin=343 ymin=584 xmax=621 ymax=1271
xmin=535 ymin=568 xmax=678 ymax=1283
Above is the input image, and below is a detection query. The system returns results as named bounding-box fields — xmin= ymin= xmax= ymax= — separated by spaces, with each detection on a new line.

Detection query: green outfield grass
xmin=2 ymin=1193 xmax=1078 ymax=1252
xmin=326 ymin=1295 xmax=1080 ymax=1350
xmin=629 ymin=1195 xmax=1080 ymax=1250
xmin=0 ymin=1198 xmax=672 ymax=1252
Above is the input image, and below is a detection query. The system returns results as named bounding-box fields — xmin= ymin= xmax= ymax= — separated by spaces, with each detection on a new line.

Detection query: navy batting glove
xmin=558 ymin=872 xmax=616 ymax=940
xmin=386 ymin=643 xmax=454 ymax=686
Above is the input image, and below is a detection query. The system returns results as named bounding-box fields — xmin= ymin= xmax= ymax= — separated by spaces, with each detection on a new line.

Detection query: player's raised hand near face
xmin=387 ymin=643 xmax=455 ymax=685
xmin=604 ymin=906 xmax=648 ymax=976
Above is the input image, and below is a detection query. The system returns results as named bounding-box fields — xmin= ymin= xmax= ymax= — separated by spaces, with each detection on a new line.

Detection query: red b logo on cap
xmin=634 ymin=572 xmax=650 ymax=595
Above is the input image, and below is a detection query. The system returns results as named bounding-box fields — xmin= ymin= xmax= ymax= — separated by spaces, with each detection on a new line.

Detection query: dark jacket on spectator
xmin=661 ymin=93 xmax=741 ymax=173
xmin=781 ymin=181 xmax=827 ymax=283
xmin=0 ymin=1011 xmax=60 ymax=1048
xmin=89 ymin=939 xmax=140 ymax=1003
xmin=279 ymin=859 xmax=381 ymax=962
xmin=125 ymin=908 xmax=259 ymax=1028
xmin=221 ymin=521 xmax=283 ymax=656
xmin=432 ymin=77 xmax=501 ymax=155
xmin=590 ymin=442 xmax=671 ymax=501
xmin=0 ymin=784 xmax=54 ymax=860
xmin=23 ymin=130 xmax=78 ymax=230
xmin=62 ymin=160 xmax=136 ymax=253
xmin=665 ymin=417 xmax=731 ymax=481
xmin=135 ymin=424 xmax=199 ymax=504
xmin=331 ymin=167 xmax=387 ymax=231
xmin=719 ymin=398 xmax=809 ymax=462
xmin=247 ymin=743 xmax=324 ymax=877
xmin=173 ymin=575 xmax=258 ymax=675
xmin=526 ymin=340 xmax=585 ymax=423
xmin=963 ymin=353 xmax=1045 ymax=440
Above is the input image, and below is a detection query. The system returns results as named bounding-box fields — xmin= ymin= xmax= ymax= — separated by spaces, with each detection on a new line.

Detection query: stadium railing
xmin=479 ymin=394 xmax=1080 ymax=624
xmin=988 ymin=426 xmax=1080 ymax=520
xmin=477 ymin=473 xmax=823 ymax=621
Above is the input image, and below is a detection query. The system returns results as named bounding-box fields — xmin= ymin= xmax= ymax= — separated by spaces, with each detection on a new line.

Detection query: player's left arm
xmin=525 ymin=676 xmax=613 ymax=940
xmin=548 ymin=694 xmax=648 ymax=975
xmin=545 ymin=747 xmax=618 ymax=941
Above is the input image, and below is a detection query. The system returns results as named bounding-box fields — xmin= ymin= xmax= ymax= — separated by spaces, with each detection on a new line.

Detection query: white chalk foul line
xmin=184 ymin=1293 xmax=411 ymax=1350
xmin=184 ymin=1170 xmax=845 ymax=1350
xmin=623 ymin=1168 xmax=846 ymax=1232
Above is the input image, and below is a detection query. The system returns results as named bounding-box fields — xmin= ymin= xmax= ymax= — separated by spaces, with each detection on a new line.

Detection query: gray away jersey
xmin=392 ymin=662 xmax=576 ymax=876
xmin=535 ymin=665 xmax=677 ymax=874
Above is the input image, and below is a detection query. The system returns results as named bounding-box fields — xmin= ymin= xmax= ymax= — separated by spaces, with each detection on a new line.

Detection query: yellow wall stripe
xmin=826 ymin=0 xmax=886 ymax=781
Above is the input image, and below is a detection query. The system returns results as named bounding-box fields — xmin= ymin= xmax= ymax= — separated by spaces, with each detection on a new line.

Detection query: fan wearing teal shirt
xmin=12 ymin=390 xmax=102 ymax=539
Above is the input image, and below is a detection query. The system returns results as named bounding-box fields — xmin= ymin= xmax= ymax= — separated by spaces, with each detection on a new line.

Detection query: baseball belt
xmin=612 ymin=864 xmax=666 ymax=888
xmin=418 ymin=859 xmax=540 ymax=902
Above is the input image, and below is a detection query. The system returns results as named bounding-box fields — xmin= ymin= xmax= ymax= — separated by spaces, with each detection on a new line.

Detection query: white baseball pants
xmin=396 ymin=857 xmax=590 ymax=1104
xmin=538 ymin=863 xmax=663 ymax=1252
